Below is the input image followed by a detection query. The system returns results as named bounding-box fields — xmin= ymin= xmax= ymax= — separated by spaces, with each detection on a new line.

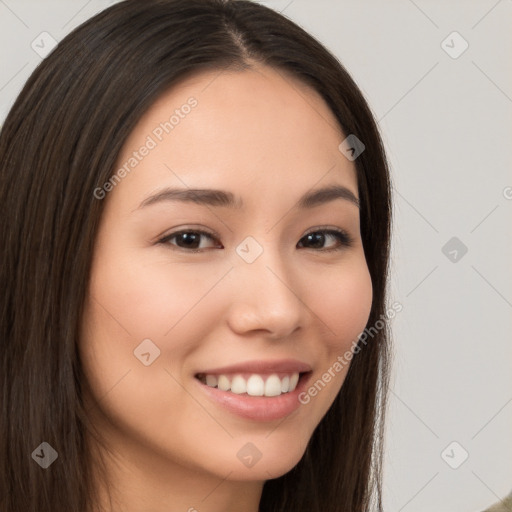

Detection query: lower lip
xmin=195 ymin=373 xmax=312 ymax=422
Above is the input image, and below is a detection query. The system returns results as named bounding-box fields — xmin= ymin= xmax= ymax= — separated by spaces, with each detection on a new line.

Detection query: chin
xmin=209 ymin=433 xmax=311 ymax=482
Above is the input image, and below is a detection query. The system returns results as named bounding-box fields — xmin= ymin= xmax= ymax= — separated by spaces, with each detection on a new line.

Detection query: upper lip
xmin=196 ymin=359 xmax=312 ymax=376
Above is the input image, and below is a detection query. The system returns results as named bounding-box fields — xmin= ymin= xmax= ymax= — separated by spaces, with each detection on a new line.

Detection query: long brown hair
xmin=0 ymin=1 xmax=393 ymax=510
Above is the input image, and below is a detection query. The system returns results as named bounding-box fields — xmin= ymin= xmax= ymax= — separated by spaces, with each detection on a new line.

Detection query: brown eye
xmin=298 ymin=229 xmax=354 ymax=251
xmin=159 ymin=229 xmax=222 ymax=252
xmin=158 ymin=228 xmax=354 ymax=253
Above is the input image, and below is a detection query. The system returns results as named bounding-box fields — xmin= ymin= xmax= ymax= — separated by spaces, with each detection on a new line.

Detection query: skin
xmin=80 ymin=64 xmax=373 ymax=512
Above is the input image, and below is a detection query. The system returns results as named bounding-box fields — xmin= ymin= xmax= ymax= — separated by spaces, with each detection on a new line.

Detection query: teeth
xmin=199 ymin=372 xmax=301 ymax=397
xmin=247 ymin=375 xmax=264 ymax=396
xmin=230 ymin=375 xmax=247 ymax=394
xmin=281 ymin=375 xmax=290 ymax=393
xmin=289 ymin=372 xmax=299 ymax=391
xmin=217 ymin=374 xmax=231 ymax=391
xmin=205 ymin=374 xmax=218 ymax=387
xmin=264 ymin=374 xmax=282 ymax=397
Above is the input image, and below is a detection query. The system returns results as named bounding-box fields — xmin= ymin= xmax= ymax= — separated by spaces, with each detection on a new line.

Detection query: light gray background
xmin=1 ymin=1 xmax=511 ymax=511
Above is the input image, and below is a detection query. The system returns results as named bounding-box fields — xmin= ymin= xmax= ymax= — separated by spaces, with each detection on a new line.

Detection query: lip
xmin=194 ymin=363 xmax=313 ymax=422
xmin=196 ymin=359 xmax=312 ymax=376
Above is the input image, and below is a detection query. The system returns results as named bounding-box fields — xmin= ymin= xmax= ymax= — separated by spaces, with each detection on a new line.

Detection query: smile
xmin=196 ymin=372 xmax=301 ymax=397
xmin=193 ymin=359 xmax=313 ymax=421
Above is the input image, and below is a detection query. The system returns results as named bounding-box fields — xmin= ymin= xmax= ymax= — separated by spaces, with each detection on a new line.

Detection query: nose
xmin=225 ymin=248 xmax=306 ymax=340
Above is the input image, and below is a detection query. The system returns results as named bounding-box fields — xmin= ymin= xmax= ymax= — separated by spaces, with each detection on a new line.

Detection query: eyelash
xmin=157 ymin=227 xmax=355 ymax=253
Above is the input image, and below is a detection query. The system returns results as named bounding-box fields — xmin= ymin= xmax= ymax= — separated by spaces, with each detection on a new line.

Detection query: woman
xmin=0 ymin=1 xmax=393 ymax=511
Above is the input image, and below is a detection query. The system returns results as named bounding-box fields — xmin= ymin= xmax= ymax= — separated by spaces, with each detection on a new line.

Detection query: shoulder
xmin=482 ymin=489 xmax=512 ymax=512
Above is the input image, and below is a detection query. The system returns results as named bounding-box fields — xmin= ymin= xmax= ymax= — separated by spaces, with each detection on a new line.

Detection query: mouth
xmin=195 ymin=371 xmax=308 ymax=397
xmin=193 ymin=360 xmax=313 ymax=422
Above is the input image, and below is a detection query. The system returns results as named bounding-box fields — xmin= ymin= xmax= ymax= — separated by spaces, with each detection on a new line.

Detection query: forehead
xmin=111 ymin=65 xmax=358 ymax=210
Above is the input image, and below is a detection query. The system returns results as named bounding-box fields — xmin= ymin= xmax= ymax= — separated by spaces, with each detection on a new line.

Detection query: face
xmin=80 ymin=65 xmax=373 ymax=488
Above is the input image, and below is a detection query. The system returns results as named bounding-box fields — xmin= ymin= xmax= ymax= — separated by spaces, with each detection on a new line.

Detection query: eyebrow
xmin=136 ymin=184 xmax=359 ymax=211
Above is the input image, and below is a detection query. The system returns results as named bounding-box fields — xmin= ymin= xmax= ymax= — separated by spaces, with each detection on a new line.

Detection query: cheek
xmin=294 ymin=256 xmax=372 ymax=421
xmin=304 ymin=255 xmax=373 ymax=353
xmin=79 ymin=245 xmax=231 ymax=411
xmin=84 ymin=245 xmax=226 ymax=349
xmin=78 ymin=252 xmax=228 ymax=452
